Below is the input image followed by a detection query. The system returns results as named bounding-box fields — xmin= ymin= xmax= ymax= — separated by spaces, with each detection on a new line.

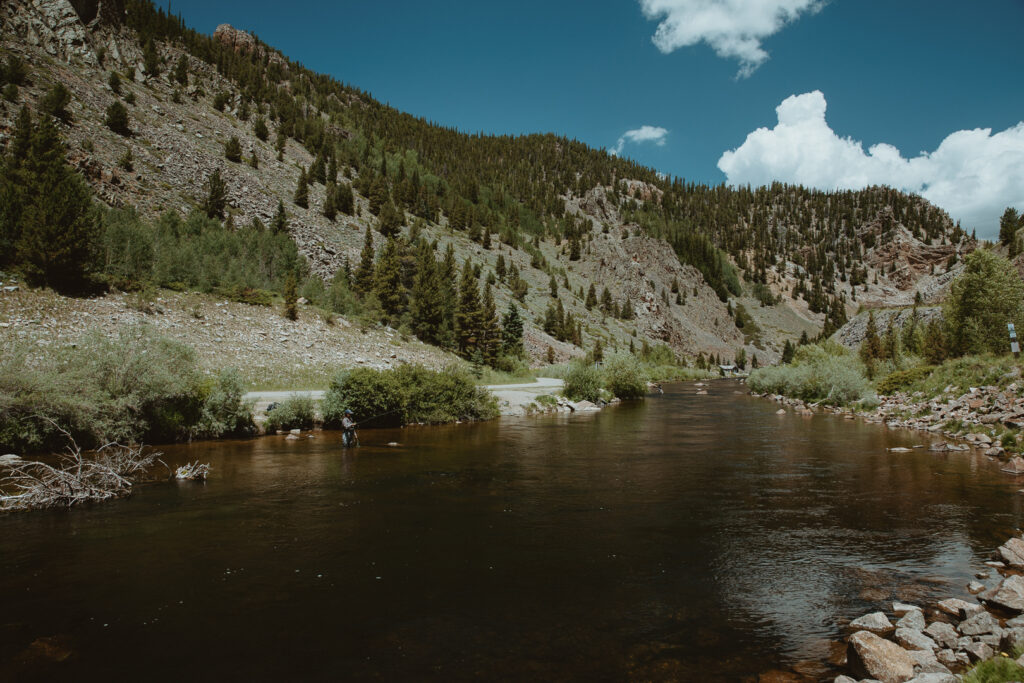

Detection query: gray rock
xmin=924 ymin=622 xmax=959 ymax=649
xmin=999 ymin=536 xmax=1024 ymax=568
xmin=894 ymin=627 xmax=937 ymax=652
xmin=850 ymin=612 xmax=895 ymax=635
xmin=968 ymin=580 xmax=985 ymax=594
xmin=1003 ymin=626 xmax=1024 ymax=651
xmin=984 ymin=574 xmax=1024 ymax=612
xmin=958 ymin=610 xmax=998 ymax=636
xmin=962 ymin=640 xmax=993 ymax=662
xmin=847 ymin=630 xmax=916 ymax=683
xmin=893 ymin=602 xmax=922 ymax=616
xmin=896 ymin=609 xmax=925 ymax=631
xmin=977 ymin=632 xmax=1002 ymax=647
xmin=1007 ymin=616 xmax=1024 ymax=627
xmin=907 ymin=648 xmax=943 ymax=670
xmin=833 ymin=677 xmax=857 ymax=683
xmin=905 ymin=675 xmax=957 ymax=683
xmin=936 ymin=598 xmax=984 ymax=618
xmin=934 ymin=649 xmax=957 ymax=668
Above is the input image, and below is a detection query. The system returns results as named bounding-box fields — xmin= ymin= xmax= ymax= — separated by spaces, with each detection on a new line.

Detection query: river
xmin=3 ymin=381 xmax=1023 ymax=681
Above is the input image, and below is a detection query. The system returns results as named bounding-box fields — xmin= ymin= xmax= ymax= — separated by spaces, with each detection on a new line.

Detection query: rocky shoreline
xmin=755 ymin=379 xmax=1024 ymax=472
xmin=823 ymin=534 xmax=1024 ymax=683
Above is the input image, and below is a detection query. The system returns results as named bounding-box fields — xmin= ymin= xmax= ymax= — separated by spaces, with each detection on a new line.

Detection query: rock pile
xmin=831 ymin=535 xmax=1024 ymax=682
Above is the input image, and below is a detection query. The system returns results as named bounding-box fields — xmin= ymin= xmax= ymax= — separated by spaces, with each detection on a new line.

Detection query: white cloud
xmin=639 ymin=0 xmax=825 ymax=77
xmin=612 ymin=125 xmax=669 ymax=155
xmin=717 ymin=91 xmax=1024 ymax=238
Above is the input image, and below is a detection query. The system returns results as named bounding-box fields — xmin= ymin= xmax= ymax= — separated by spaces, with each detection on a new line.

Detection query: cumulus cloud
xmin=639 ymin=0 xmax=825 ymax=77
xmin=717 ymin=91 xmax=1024 ymax=238
xmin=612 ymin=125 xmax=669 ymax=156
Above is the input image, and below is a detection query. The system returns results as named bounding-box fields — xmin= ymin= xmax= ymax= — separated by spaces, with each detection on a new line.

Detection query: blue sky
xmin=166 ymin=0 xmax=1024 ymax=237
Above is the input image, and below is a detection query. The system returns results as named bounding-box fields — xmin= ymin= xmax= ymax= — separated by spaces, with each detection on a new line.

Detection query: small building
xmin=718 ymin=364 xmax=739 ymax=377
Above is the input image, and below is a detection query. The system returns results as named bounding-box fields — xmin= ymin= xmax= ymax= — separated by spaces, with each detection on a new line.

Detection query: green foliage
xmin=107 ymin=70 xmax=121 ymax=94
xmin=0 ymin=327 xmax=253 ymax=453
xmin=212 ymin=91 xmax=230 ymax=112
xmin=748 ymin=341 xmax=876 ymax=407
xmin=1000 ymin=207 xmax=1021 ymax=247
xmin=283 ymin=272 xmax=298 ymax=320
xmin=961 ymin=656 xmax=1024 ymax=683
xmin=264 ymin=394 xmax=316 ymax=432
xmin=39 ymin=83 xmax=72 ymax=122
xmin=224 ymin=135 xmax=242 ymax=162
xmin=253 ymin=116 xmax=269 ymax=141
xmin=202 ymin=168 xmax=227 ymax=219
xmin=602 ymin=353 xmax=647 ymax=399
xmin=945 ymin=249 xmax=1024 ymax=357
xmin=1 ymin=110 xmax=99 ymax=291
xmin=875 ymin=365 xmax=935 ymax=395
xmin=173 ymin=54 xmax=188 ymax=85
xmin=563 ymin=359 xmax=604 ymax=402
xmin=321 ymin=365 xmax=497 ymax=428
xmin=104 ymin=101 xmax=130 ymax=135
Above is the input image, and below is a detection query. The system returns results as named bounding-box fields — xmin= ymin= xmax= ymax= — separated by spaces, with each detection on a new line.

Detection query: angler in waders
xmin=341 ymin=409 xmax=358 ymax=447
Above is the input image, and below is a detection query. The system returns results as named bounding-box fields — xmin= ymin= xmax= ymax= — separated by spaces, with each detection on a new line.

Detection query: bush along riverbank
xmin=819 ymin=533 xmax=1024 ymax=683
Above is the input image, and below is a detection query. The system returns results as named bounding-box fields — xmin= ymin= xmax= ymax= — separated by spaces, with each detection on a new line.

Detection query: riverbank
xmin=824 ymin=532 xmax=1024 ymax=683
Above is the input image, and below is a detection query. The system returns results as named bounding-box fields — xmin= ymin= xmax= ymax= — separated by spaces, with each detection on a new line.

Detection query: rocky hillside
xmin=0 ymin=0 xmax=974 ymax=369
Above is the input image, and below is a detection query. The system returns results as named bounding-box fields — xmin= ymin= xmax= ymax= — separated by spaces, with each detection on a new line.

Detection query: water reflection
xmin=1 ymin=380 xmax=1022 ymax=681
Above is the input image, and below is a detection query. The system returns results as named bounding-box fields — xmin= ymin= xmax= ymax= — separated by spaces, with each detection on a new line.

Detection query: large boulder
xmin=958 ymin=610 xmax=998 ymax=636
xmin=984 ymin=574 xmax=1024 ymax=612
xmin=847 ymin=631 xmax=916 ymax=683
xmin=936 ymin=598 xmax=984 ymax=618
xmin=924 ymin=622 xmax=958 ymax=649
xmin=894 ymin=627 xmax=937 ymax=652
xmin=999 ymin=536 xmax=1024 ymax=568
xmin=896 ymin=609 xmax=925 ymax=631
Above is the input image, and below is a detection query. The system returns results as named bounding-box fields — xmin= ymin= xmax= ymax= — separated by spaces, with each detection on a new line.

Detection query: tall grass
xmin=0 ymin=327 xmax=254 ymax=453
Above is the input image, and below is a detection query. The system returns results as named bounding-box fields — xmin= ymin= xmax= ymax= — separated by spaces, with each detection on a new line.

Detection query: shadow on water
xmin=3 ymin=380 xmax=1024 ymax=681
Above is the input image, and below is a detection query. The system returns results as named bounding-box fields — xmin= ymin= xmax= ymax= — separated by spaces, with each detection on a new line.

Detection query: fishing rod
xmin=350 ymin=406 xmax=405 ymax=426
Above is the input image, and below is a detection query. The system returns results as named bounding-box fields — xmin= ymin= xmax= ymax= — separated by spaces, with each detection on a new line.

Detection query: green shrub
xmin=265 ymin=394 xmax=316 ymax=432
xmin=0 ymin=327 xmax=212 ymax=452
xmin=748 ymin=342 xmax=876 ymax=406
xmin=876 ymin=365 xmax=935 ymax=395
xmin=563 ymin=359 xmax=603 ymax=402
xmin=961 ymin=656 xmax=1024 ymax=683
xmin=192 ymin=369 xmax=255 ymax=439
xmin=602 ymin=353 xmax=647 ymax=399
xmin=105 ymin=101 xmax=130 ymax=135
xmin=322 ymin=365 xmax=497 ymax=428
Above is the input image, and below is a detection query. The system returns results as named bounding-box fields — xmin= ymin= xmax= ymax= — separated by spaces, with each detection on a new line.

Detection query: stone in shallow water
xmin=999 ymin=536 xmax=1024 ymax=568
xmin=849 ymin=612 xmax=894 ymax=635
xmin=846 ymin=631 xmax=915 ymax=683
xmin=892 ymin=602 xmax=922 ymax=616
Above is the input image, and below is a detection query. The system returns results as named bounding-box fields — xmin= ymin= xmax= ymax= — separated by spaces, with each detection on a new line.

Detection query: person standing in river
xmin=341 ymin=409 xmax=357 ymax=447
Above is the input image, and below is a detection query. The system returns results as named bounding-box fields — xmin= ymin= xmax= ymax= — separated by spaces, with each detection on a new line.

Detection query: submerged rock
xmin=998 ymin=537 xmax=1024 ymax=568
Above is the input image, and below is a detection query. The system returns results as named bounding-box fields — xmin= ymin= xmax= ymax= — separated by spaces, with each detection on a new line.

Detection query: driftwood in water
xmin=0 ymin=423 xmax=164 ymax=512
xmin=175 ymin=462 xmax=210 ymax=481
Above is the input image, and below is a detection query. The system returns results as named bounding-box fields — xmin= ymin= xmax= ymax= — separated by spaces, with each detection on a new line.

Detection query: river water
xmin=3 ymin=381 xmax=1024 ymax=681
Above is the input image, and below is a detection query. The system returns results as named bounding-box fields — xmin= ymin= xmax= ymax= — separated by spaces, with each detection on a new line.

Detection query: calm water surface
xmin=3 ymin=381 xmax=1024 ymax=681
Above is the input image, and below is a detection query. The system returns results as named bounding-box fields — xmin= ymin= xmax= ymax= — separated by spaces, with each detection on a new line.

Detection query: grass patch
xmin=962 ymin=656 xmax=1024 ymax=683
xmin=902 ymin=354 xmax=1024 ymax=399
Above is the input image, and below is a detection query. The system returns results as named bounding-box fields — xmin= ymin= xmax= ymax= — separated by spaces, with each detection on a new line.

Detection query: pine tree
xmin=374 ymin=237 xmax=405 ymax=322
xmin=271 ymin=200 xmax=288 ymax=234
xmin=501 ymin=303 xmax=524 ymax=357
xmin=6 ymin=112 xmax=98 ymax=291
xmin=283 ymin=272 xmax=298 ymax=320
xmin=173 ymin=54 xmax=189 ymax=85
xmin=377 ymin=201 xmax=403 ymax=237
xmin=549 ymin=274 xmax=558 ymax=298
xmin=1000 ymin=207 xmax=1020 ymax=246
xmin=354 ymin=226 xmax=376 ymax=296
xmin=455 ymin=259 xmax=482 ymax=356
xmin=600 ymin=287 xmax=613 ymax=313
xmin=369 ymin=176 xmax=390 ymax=215
xmin=482 ymin=228 xmax=491 ymax=249
xmin=585 ymin=283 xmax=597 ymax=310
xmin=480 ymin=283 xmax=500 ymax=366
xmin=495 ymin=253 xmax=506 ymax=281
xmin=39 ymin=84 xmax=72 ymax=123
xmin=410 ymin=241 xmax=444 ymax=345
xmin=224 ymin=136 xmax=242 ymax=162
xmin=253 ymin=116 xmax=268 ymax=141
xmin=546 ymin=346 xmax=555 ymax=364
xmin=322 ymin=180 xmax=337 ymax=221
xmin=108 ymin=71 xmax=121 ymax=95
xmin=143 ymin=39 xmax=160 ymax=77
xmin=592 ymin=338 xmax=604 ymax=364
xmin=294 ymin=167 xmax=309 ymax=208
xmin=781 ymin=339 xmax=795 ymax=364
xmin=105 ymin=101 xmax=130 ymax=136
xmin=202 ymin=168 xmax=227 ymax=219
xmin=620 ymin=298 xmax=635 ymax=320
xmin=249 ymin=148 xmax=259 ymax=169
xmin=859 ymin=310 xmax=882 ymax=364
xmin=336 ymin=181 xmax=355 ymax=215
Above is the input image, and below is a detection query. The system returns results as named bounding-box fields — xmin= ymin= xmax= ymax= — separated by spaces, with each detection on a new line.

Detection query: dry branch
xmin=0 ymin=423 xmax=164 ymax=512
